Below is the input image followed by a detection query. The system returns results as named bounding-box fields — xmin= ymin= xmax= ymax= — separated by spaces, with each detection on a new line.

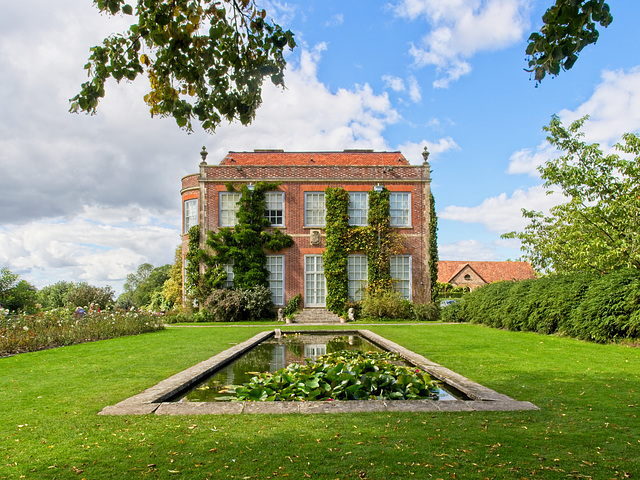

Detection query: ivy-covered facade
xmin=181 ymin=150 xmax=434 ymax=313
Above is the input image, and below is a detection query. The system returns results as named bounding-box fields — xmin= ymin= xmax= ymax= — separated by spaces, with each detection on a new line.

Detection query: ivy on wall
xmin=324 ymin=186 xmax=403 ymax=314
xmin=185 ymin=182 xmax=293 ymax=304
xmin=429 ymin=192 xmax=439 ymax=299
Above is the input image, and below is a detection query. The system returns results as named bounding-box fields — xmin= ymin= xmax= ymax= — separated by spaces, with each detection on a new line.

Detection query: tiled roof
xmin=438 ymin=261 xmax=537 ymax=284
xmin=219 ymin=150 xmax=410 ymax=166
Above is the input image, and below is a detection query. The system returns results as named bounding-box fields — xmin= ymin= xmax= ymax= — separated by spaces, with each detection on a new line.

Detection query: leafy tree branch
xmin=503 ymin=115 xmax=640 ymax=273
xmin=71 ymin=0 xmax=296 ymax=133
xmin=526 ymin=0 xmax=613 ymax=82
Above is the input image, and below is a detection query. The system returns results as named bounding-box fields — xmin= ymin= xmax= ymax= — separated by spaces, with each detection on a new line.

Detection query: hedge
xmin=455 ymin=269 xmax=640 ymax=343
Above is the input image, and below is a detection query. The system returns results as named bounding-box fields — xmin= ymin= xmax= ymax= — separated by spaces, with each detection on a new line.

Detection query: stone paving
xmin=99 ymin=329 xmax=538 ymax=416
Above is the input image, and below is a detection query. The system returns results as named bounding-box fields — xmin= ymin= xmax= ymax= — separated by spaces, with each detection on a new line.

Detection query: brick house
xmin=181 ymin=150 xmax=433 ymax=311
xmin=438 ymin=261 xmax=537 ymax=291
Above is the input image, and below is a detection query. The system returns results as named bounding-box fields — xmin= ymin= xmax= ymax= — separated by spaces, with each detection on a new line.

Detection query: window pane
xmin=222 ymin=262 xmax=234 ymax=289
xmin=348 ymin=192 xmax=368 ymax=226
xmin=347 ymin=255 xmax=368 ymax=301
xmin=264 ymin=192 xmax=284 ymax=226
xmin=390 ymin=255 xmax=411 ymax=300
xmin=305 ymin=192 xmax=326 ymax=226
xmin=184 ymin=199 xmax=198 ymax=233
xmin=266 ymin=255 xmax=284 ymax=305
xmin=390 ymin=192 xmax=410 ymax=227
xmin=220 ymin=192 xmax=241 ymax=226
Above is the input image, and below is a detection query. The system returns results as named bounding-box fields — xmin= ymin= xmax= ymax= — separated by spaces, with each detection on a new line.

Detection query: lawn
xmin=1 ymin=324 xmax=638 ymax=479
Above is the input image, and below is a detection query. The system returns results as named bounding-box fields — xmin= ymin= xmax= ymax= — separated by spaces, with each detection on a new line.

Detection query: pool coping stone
xmin=98 ymin=329 xmax=538 ymax=415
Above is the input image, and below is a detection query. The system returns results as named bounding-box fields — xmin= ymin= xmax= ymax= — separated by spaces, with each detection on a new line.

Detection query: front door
xmin=304 ymin=255 xmax=326 ymax=307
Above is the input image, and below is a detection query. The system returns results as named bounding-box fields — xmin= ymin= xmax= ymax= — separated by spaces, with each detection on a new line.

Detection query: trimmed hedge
xmin=455 ymin=269 xmax=640 ymax=343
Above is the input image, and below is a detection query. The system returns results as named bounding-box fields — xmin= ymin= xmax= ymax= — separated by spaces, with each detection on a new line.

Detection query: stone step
xmin=292 ymin=308 xmax=344 ymax=324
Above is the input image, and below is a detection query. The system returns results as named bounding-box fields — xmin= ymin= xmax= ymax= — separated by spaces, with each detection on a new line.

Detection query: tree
xmin=160 ymin=245 xmax=185 ymax=309
xmin=0 ymin=268 xmax=38 ymax=313
xmin=0 ymin=267 xmax=18 ymax=302
xmin=526 ymin=0 xmax=613 ymax=82
xmin=38 ymin=281 xmax=74 ymax=310
xmin=503 ymin=115 xmax=640 ymax=273
xmin=117 ymin=263 xmax=171 ymax=308
xmin=71 ymin=0 xmax=295 ymax=133
xmin=66 ymin=283 xmax=115 ymax=310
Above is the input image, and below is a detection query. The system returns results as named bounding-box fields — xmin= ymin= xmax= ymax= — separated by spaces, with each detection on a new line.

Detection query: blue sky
xmin=1 ymin=0 xmax=640 ymax=294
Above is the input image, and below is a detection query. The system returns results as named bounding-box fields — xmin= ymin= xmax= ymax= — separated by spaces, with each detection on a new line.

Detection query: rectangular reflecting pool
xmin=99 ymin=329 xmax=539 ymax=415
xmin=174 ymin=332 xmax=466 ymax=402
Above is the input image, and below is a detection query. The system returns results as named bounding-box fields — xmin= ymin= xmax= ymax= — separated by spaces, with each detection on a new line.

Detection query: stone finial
xmin=200 ymin=146 xmax=208 ymax=164
xmin=421 ymin=146 xmax=430 ymax=164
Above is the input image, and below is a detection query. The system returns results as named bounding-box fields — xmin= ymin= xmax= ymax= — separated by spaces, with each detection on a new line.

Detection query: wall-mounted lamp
xmin=248 ymin=183 xmax=255 ymax=191
xmin=373 ymin=184 xmax=384 ymax=192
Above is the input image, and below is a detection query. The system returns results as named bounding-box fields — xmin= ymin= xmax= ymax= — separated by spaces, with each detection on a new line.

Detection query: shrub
xmin=203 ymin=285 xmax=274 ymax=322
xmin=240 ymin=285 xmax=274 ymax=320
xmin=361 ymin=290 xmax=410 ymax=319
xmin=283 ymin=294 xmax=302 ymax=318
xmin=525 ymin=273 xmax=595 ymax=335
xmin=164 ymin=308 xmax=197 ymax=324
xmin=440 ymin=301 xmax=465 ymax=322
xmin=461 ymin=281 xmax=515 ymax=328
xmin=569 ymin=269 xmax=640 ymax=343
xmin=456 ymin=269 xmax=640 ymax=343
xmin=203 ymin=289 xmax=244 ymax=322
xmin=413 ymin=302 xmax=441 ymax=322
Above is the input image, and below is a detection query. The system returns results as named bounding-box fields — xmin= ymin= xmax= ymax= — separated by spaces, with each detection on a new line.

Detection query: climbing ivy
xmin=429 ymin=192 xmax=439 ymax=300
xmin=324 ymin=186 xmax=403 ymax=314
xmin=184 ymin=225 xmax=227 ymax=304
xmin=186 ymin=182 xmax=293 ymax=305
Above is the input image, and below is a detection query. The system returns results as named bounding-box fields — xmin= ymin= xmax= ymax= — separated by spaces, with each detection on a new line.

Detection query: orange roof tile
xmin=438 ymin=261 xmax=537 ymax=284
xmin=219 ymin=150 xmax=409 ymax=166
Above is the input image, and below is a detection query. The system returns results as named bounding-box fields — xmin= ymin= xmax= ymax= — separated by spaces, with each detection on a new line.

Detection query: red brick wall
xmin=180 ymin=161 xmax=432 ymax=307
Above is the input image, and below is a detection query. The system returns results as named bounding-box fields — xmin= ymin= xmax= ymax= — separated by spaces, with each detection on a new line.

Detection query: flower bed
xmin=0 ymin=309 xmax=165 ymax=356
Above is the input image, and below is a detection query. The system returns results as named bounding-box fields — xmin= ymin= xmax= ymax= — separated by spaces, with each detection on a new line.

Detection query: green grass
xmin=1 ymin=324 xmax=638 ymax=479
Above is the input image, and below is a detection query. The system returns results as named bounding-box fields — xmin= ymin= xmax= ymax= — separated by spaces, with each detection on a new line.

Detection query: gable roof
xmin=438 ymin=261 xmax=537 ymax=284
xmin=220 ymin=150 xmax=410 ymax=166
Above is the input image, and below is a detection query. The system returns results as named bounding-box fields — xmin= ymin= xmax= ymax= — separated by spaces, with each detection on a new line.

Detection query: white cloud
xmin=407 ymin=76 xmax=422 ymax=102
xmin=382 ymin=75 xmax=406 ymax=92
xmin=558 ymin=68 xmax=640 ymax=145
xmin=0 ymin=206 xmax=179 ymax=293
xmin=438 ymin=239 xmax=501 ymax=261
xmin=507 ymin=141 xmax=557 ymax=177
xmin=203 ymin=44 xmax=401 ymax=157
xmin=382 ymin=74 xmax=422 ymax=103
xmin=397 ymin=137 xmax=460 ymax=164
xmin=393 ymin=0 xmax=531 ymax=87
xmin=0 ymin=0 xmax=403 ymax=292
xmin=325 ymin=13 xmax=344 ymax=27
xmin=440 ymin=185 xmax=561 ymax=234
xmin=507 ymin=68 xmax=640 ymax=177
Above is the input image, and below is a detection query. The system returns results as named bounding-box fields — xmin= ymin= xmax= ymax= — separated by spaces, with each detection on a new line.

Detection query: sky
xmin=2 ymin=0 xmax=640 ymax=295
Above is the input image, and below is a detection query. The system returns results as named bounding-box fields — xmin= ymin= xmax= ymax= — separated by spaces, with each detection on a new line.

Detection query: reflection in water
xmin=175 ymin=333 xmax=462 ymax=402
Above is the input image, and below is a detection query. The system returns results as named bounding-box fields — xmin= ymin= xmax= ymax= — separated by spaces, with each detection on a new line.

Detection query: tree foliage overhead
xmin=117 ymin=262 xmax=170 ymax=308
xmin=503 ymin=115 xmax=640 ymax=273
xmin=526 ymin=0 xmax=613 ymax=82
xmin=71 ymin=0 xmax=296 ymax=132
